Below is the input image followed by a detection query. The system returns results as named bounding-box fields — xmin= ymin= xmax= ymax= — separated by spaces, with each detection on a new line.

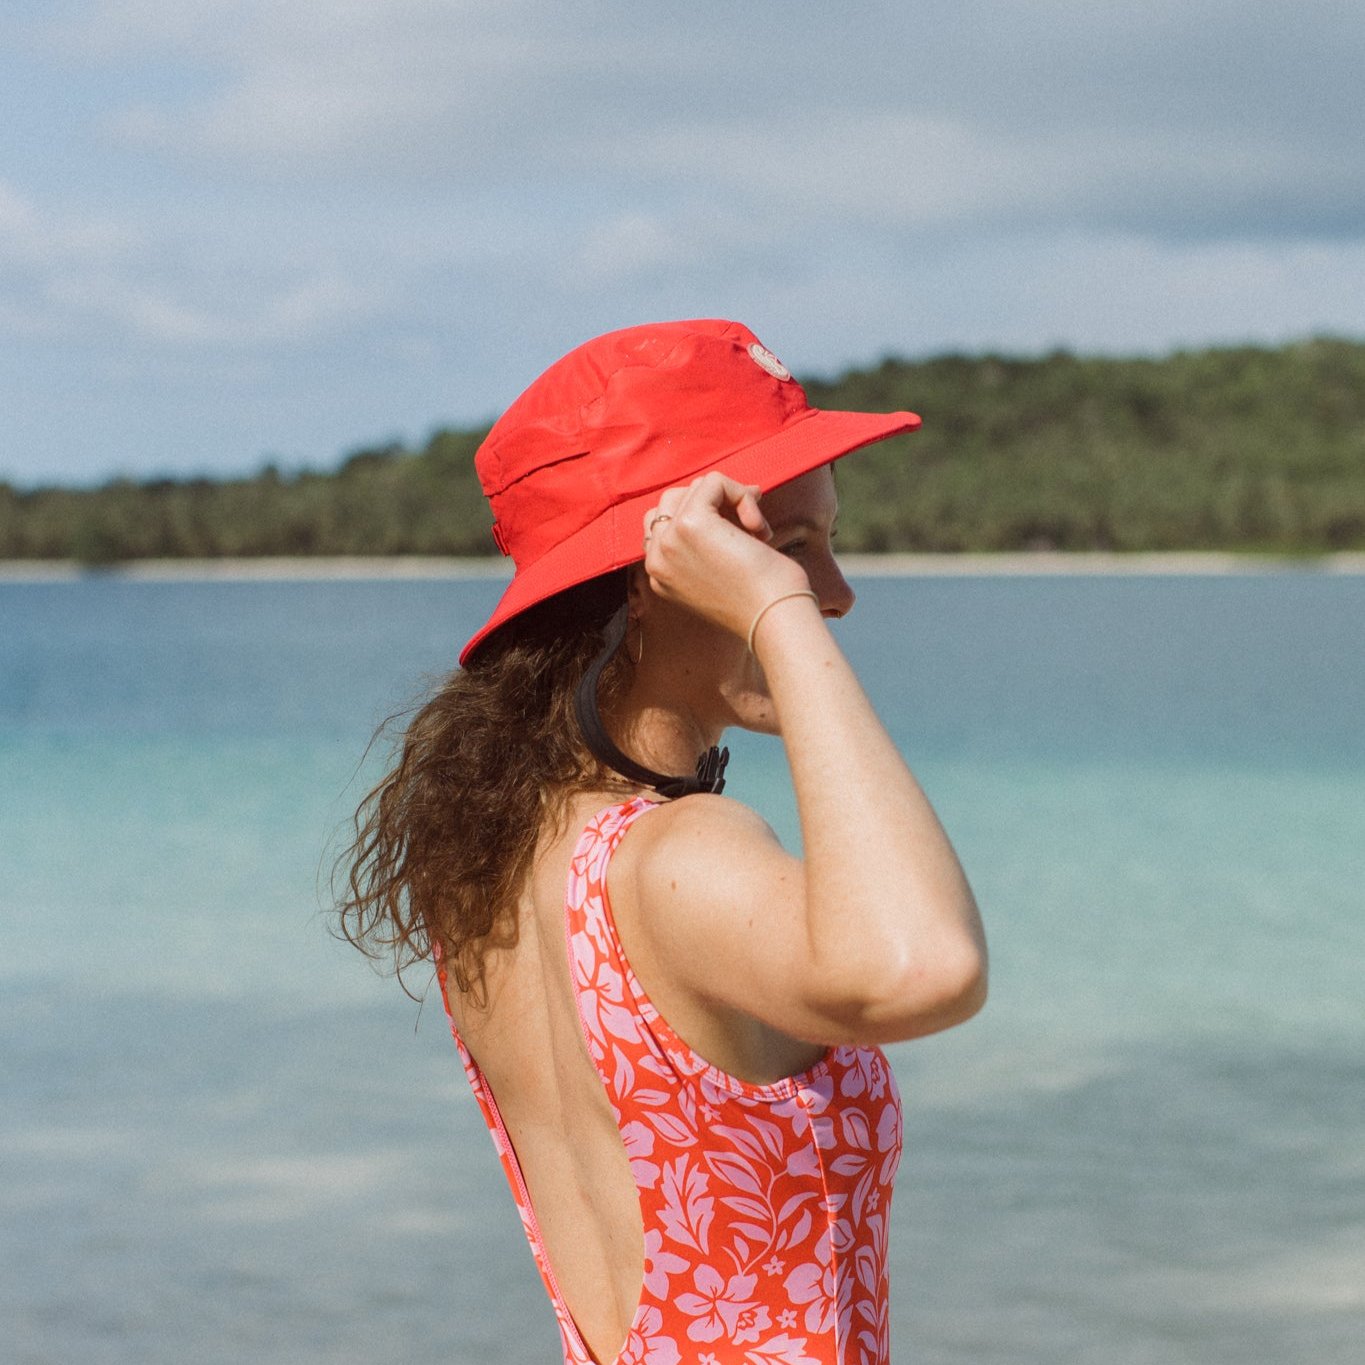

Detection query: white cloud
xmin=593 ymin=109 xmax=1365 ymax=246
xmin=35 ymin=2 xmax=1361 ymax=227
xmin=0 ymin=178 xmax=386 ymax=349
xmin=568 ymin=207 xmax=772 ymax=289
xmin=103 ymin=28 xmax=475 ymax=166
xmin=575 ymin=213 xmax=682 ymax=285
xmin=59 ymin=0 xmax=613 ymax=173
xmin=0 ymin=178 xmax=133 ymax=267
xmin=51 ymin=0 xmax=480 ymax=63
xmin=41 ymin=267 xmax=381 ymax=346
xmin=28 ymin=1 xmax=1365 ymax=243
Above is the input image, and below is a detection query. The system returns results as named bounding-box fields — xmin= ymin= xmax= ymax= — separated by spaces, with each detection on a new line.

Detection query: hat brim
xmin=458 ymin=405 xmax=920 ymax=664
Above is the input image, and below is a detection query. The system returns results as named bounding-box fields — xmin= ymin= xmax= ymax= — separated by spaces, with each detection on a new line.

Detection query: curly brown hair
xmin=334 ymin=570 xmax=633 ymax=1003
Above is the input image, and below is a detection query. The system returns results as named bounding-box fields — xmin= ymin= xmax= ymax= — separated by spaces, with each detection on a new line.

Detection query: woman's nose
xmin=817 ymin=557 xmax=856 ymax=620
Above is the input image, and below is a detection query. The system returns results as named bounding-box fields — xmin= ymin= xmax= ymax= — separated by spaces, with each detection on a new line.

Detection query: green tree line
xmin=4 ymin=338 xmax=1364 ymax=563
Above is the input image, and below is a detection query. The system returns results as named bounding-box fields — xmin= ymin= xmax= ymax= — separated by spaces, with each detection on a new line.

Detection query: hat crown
xmin=477 ymin=320 xmax=809 ymax=567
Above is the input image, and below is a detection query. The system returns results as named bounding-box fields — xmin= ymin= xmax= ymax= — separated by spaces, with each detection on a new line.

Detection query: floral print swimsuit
xmin=438 ymin=797 xmax=903 ymax=1364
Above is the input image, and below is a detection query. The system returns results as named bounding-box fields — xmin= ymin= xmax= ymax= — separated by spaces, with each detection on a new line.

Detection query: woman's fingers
xmin=642 ymin=484 xmax=688 ymax=545
xmin=734 ymin=489 xmax=771 ymax=539
xmin=641 ymin=473 xmax=806 ymax=633
xmin=643 ymin=473 xmax=769 ymax=550
xmin=692 ymin=472 xmax=769 ymax=537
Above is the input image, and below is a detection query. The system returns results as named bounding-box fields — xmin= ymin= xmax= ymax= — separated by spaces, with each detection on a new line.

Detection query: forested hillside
xmin=4 ymin=337 xmax=1363 ymax=562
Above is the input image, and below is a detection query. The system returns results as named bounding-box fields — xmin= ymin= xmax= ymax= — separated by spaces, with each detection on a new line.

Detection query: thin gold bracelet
xmin=746 ymin=589 xmax=819 ymax=655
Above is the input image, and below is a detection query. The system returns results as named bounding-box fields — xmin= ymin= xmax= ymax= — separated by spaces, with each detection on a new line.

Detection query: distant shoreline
xmin=3 ymin=552 xmax=1365 ymax=583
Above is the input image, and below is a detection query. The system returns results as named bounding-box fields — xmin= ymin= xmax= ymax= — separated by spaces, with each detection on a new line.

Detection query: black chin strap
xmin=574 ymin=604 xmax=729 ymax=800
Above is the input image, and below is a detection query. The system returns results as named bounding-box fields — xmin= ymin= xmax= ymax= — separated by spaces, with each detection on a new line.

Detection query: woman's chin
xmin=729 ymin=695 xmax=781 ymax=738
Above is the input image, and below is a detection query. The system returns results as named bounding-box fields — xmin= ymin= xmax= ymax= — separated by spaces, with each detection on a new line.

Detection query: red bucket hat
xmin=460 ymin=318 xmax=921 ymax=663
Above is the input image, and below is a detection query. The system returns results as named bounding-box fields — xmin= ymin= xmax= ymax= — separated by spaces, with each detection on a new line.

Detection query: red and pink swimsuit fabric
xmin=440 ymin=797 xmax=903 ymax=1364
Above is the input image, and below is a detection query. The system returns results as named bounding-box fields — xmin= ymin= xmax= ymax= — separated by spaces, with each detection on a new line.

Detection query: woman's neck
xmin=607 ymin=692 xmax=721 ymax=783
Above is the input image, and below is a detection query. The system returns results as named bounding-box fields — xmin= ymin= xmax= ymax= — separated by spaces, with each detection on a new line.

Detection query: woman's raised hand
xmin=641 ymin=473 xmax=810 ymax=639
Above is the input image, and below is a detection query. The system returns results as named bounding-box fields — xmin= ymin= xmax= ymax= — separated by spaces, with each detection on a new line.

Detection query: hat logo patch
xmin=748 ymin=342 xmax=792 ymax=382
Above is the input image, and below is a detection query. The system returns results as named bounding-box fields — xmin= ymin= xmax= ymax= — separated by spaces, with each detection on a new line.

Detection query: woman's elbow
xmin=929 ymin=941 xmax=989 ymax=1029
xmin=853 ymin=935 xmax=988 ymax=1044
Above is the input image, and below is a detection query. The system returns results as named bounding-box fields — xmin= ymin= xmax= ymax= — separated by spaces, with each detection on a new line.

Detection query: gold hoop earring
xmin=626 ymin=615 xmax=643 ymax=666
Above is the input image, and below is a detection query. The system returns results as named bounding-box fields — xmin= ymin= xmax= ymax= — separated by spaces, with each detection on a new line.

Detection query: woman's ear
xmin=626 ymin=563 xmax=654 ymax=620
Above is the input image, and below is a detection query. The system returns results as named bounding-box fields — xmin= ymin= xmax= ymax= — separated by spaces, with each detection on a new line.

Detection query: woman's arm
xmin=622 ymin=472 xmax=987 ymax=1047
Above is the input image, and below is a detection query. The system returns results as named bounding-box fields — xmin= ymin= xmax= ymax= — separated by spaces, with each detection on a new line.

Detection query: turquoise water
xmin=2 ymin=573 xmax=1362 ymax=1363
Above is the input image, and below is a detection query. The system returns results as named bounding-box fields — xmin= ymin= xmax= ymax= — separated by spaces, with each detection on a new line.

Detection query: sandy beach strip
xmin=2 ymin=552 xmax=1364 ymax=583
xmin=836 ymin=550 xmax=1365 ymax=576
xmin=0 ymin=556 xmax=515 ymax=583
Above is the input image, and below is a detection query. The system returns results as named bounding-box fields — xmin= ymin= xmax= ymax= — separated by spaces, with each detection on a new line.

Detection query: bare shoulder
xmin=623 ymin=793 xmax=793 ymax=884
xmin=637 ymin=791 xmax=779 ymax=842
xmin=613 ymin=793 xmax=802 ymax=955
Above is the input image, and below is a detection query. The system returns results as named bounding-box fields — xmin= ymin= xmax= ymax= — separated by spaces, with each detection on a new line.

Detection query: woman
xmin=339 ymin=319 xmax=987 ymax=1365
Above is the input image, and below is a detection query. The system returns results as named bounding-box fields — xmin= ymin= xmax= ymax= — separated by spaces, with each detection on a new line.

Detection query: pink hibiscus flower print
xmin=784 ymin=1254 xmax=837 ymax=1336
xmin=617 ymin=1306 xmax=681 ymax=1365
xmin=642 ymin=1227 xmax=689 ymax=1297
xmin=677 ymin=1267 xmax=769 ymax=1344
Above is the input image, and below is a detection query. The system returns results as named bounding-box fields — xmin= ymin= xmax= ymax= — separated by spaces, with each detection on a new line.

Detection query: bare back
xmin=445 ymin=792 xmax=643 ymax=1360
xmin=444 ymin=790 xmax=827 ymax=1363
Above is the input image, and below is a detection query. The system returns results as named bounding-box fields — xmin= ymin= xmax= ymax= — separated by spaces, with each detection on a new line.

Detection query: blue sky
xmin=3 ymin=0 xmax=1363 ymax=486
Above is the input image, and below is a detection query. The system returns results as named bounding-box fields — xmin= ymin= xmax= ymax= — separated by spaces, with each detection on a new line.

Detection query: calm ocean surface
xmin=2 ymin=572 xmax=1362 ymax=1364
